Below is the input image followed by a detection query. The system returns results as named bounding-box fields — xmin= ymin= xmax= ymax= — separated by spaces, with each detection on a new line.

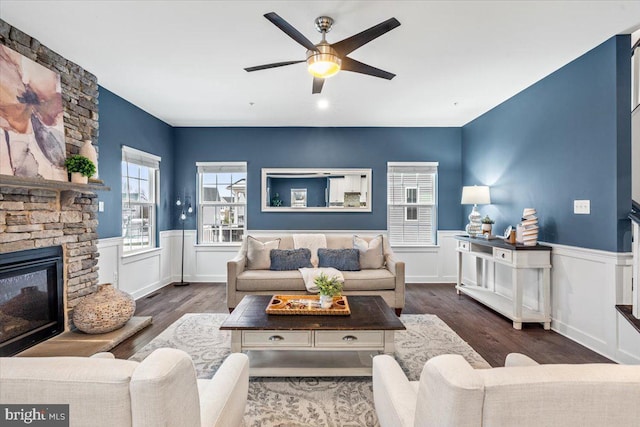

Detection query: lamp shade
xmin=461 ymin=185 xmax=491 ymax=205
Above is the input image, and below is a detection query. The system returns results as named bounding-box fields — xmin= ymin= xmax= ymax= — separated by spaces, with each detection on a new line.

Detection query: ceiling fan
xmin=245 ymin=12 xmax=401 ymax=94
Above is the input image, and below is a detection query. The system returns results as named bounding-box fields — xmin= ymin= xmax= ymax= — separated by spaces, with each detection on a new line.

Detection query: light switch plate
xmin=98 ymin=201 xmax=104 ymax=212
xmin=574 ymin=200 xmax=590 ymax=214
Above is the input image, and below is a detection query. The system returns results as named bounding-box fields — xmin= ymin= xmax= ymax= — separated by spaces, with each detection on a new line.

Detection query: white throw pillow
xmin=353 ymin=235 xmax=384 ymax=269
xmin=246 ymin=236 xmax=280 ymax=270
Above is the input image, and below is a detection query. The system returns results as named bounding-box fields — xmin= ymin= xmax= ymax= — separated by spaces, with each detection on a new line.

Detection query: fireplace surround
xmin=0 ymin=20 xmax=103 ymax=347
xmin=0 ymin=246 xmax=64 ymax=356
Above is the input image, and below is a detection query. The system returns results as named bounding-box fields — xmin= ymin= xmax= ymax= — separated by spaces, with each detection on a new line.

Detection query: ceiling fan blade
xmin=332 ymin=18 xmax=400 ymax=57
xmin=312 ymin=77 xmax=324 ymax=94
xmin=264 ymin=12 xmax=319 ymax=52
xmin=341 ymin=57 xmax=396 ymax=80
xmin=244 ymin=60 xmax=305 ymax=72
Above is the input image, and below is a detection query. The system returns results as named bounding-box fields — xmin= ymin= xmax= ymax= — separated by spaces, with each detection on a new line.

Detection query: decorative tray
xmin=265 ymin=295 xmax=351 ymax=316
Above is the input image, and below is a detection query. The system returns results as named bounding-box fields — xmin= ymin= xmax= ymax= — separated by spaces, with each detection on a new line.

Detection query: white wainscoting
xmin=394 ymin=230 xmax=459 ymax=283
xmin=96 ymin=230 xmax=243 ymax=299
xmin=97 ymin=230 xmax=640 ymax=363
xmin=459 ymin=239 xmax=639 ymax=363
xmin=97 ymin=231 xmax=174 ymax=300
xmin=463 ymin=239 xmax=640 ymax=364
xmin=546 ymin=243 xmax=639 ymax=363
xmin=96 ymin=237 xmax=120 ymax=287
xmin=96 ymin=230 xmax=460 ymax=300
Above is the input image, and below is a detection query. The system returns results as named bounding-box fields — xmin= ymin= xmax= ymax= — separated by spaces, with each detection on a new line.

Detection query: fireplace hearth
xmin=0 ymin=246 xmax=64 ymax=356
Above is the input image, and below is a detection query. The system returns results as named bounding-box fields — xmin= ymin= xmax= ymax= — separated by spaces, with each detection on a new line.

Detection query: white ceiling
xmin=1 ymin=1 xmax=639 ymax=127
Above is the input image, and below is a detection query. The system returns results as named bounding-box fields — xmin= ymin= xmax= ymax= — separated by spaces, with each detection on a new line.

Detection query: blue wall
xmin=172 ymin=127 xmax=462 ymax=231
xmin=97 ymin=87 xmax=174 ymax=238
xmin=462 ymin=36 xmax=631 ymax=252
xmin=96 ymin=35 xmax=632 ymax=252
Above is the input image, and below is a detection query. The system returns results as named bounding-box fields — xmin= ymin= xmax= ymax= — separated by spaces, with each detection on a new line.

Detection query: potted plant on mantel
xmin=64 ymin=155 xmax=96 ymax=184
xmin=314 ymin=273 xmax=344 ymax=309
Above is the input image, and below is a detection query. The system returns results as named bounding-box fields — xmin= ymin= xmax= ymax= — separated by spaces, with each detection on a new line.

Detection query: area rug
xmin=130 ymin=313 xmax=489 ymax=426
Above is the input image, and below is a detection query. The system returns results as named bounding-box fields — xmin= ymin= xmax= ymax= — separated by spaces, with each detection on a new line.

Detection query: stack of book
xmin=521 ymin=208 xmax=538 ymax=246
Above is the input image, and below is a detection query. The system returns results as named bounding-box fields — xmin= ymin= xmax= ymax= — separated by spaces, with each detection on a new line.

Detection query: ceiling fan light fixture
xmin=246 ymin=13 xmax=400 ymax=94
xmin=306 ymin=44 xmax=341 ymax=78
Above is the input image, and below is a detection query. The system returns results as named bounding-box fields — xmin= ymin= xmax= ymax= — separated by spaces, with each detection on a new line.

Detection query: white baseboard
xmin=96 ymin=230 xmax=640 ymax=363
xmin=541 ymin=242 xmax=637 ymax=363
xmin=129 ymin=279 xmax=167 ymax=300
xmin=551 ymin=318 xmax=609 ymax=358
xmin=97 ymin=229 xmax=461 ymax=297
xmin=458 ymin=238 xmax=639 ymax=363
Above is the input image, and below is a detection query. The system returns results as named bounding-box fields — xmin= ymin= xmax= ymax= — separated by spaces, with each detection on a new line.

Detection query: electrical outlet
xmin=574 ymin=200 xmax=590 ymax=214
xmin=113 ymin=271 xmax=118 ymax=284
xmin=98 ymin=201 xmax=104 ymax=212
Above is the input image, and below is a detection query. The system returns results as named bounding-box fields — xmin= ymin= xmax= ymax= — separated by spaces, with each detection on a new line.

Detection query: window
xmin=197 ymin=162 xmax=247 ymax=244
xmin=121 ymin=146 xmax=160 ymax=253
xmin=405 ymin=187 xmax=418 ymax=221
xmin=387 ymin=162 xmax=438 ymax=245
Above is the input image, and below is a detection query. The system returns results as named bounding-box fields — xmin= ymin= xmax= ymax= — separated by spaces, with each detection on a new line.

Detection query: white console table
xmin=455 ymin=236 xmax=552 ymax=330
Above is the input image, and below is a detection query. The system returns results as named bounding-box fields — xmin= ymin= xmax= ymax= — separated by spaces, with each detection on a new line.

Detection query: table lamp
xmin=461 ymin=185 xmax=491 ymax=237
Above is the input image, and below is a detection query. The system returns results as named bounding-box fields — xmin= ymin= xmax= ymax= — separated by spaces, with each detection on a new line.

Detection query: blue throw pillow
xmin=270 ymin=248 xmax=313 ymax=270
xmin=318 ymin=248 xmax=361 ymax=271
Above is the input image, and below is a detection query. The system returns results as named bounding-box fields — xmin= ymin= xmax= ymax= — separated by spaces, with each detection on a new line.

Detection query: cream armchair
xmin=373 ymin=353 xmax=640 ymax=427
xmin=0 ymin=349 xmax=249 ymax=427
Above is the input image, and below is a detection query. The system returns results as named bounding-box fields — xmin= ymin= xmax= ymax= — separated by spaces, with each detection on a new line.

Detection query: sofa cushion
xmin=341 ymin=269 xmax=396 ymax=290
xmin=354 ymin=234 xmax=385 ymax=269
xmin=247 ymin=236 xmax=280 ymax=270
xmin=270 ymin=248 xmax=313 ymax=271
xmin=236 ymin=270 xmax=305 ymax=291
xmin=318 ymin=248 xmax=360 ymax=271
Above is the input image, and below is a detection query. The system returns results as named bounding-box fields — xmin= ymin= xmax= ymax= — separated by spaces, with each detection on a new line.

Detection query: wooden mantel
xmin=0 ymin=175 xmax=110 ymax=193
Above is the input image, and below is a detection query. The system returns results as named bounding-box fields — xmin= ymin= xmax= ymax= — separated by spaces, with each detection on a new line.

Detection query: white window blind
xmin=387 ymin=162 xmax=438 ymax=246
xmin=122 ymin=146 xmax=160 ymax=169
xmin=197 ymin=162 xmax=247 ymax=174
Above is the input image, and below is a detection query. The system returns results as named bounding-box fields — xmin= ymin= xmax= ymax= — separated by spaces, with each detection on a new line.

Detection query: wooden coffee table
xmin=220 ymin=295 xmax=405 ymax=377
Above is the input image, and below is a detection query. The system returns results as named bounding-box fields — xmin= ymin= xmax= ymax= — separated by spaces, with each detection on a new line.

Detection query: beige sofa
xmin=227 ymin=234 xmax=405 ymax=314
xmin=0 ymin=349 xmax=249 ymax=427
xmin=373 ymin=352 xmax=640 ymax=427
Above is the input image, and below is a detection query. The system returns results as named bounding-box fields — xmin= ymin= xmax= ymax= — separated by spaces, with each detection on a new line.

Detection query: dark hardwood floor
xmin=404 ymin=283 xmax=611 ymax=366
xmin=112 ymin=282 xmax=612 ymax=366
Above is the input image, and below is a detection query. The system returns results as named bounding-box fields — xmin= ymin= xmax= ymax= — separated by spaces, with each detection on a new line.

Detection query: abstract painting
xmin=0 ymin=45 xmax=66 ymax=181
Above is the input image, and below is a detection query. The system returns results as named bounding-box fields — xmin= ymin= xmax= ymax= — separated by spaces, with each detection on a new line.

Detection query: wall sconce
xmin=461 ymin=185 xmax=491 ymax=237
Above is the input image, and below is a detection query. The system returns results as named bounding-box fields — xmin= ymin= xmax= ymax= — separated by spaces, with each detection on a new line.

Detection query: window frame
xmin=387 ymin=162 xmax=438 ymax=246
xmin=121 ymin=146 xmax=160 ymax=254
xmin=196 ymin=162 xmax=247 ymax=245
xmin=405 ymin=206 xmax=419 ymax=222
xmin=404 ymin=187 xmax=419 ymax=221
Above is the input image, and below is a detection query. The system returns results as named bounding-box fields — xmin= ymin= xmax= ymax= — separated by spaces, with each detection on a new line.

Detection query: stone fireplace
xmin=0 ymin=19 xmax=102 ymax=341
xmin=0 ymin=187 xmax=100 ymax=329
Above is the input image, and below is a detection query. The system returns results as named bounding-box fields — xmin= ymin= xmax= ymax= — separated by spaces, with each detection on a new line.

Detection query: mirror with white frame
xmin=261 ymin=168 xmax=372 ymax=212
